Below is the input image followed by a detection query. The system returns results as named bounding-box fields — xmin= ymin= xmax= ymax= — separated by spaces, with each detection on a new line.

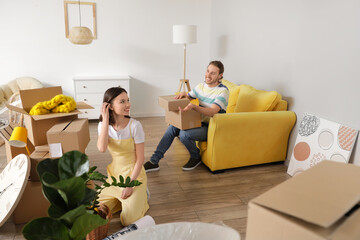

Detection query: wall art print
xmin=287 ymin=113 xmax=358 ymax=176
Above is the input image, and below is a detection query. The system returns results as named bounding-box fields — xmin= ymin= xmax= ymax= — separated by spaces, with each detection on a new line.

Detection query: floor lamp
xmin=173 ymin=25 xmax=197 ymax=93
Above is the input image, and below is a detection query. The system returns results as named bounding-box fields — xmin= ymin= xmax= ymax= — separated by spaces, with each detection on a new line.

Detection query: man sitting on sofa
xmin=144 ymin=60 xmax=229 ymax=172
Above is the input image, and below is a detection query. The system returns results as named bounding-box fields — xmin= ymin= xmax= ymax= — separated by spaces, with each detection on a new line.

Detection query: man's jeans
xmin=150 ymin=123 xmax=208 ymax=164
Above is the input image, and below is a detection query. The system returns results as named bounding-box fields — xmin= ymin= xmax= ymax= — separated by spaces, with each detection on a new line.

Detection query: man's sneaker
xmin=144 ymin=161 xmax=160 ymax=172
xmin=182 ymin=158 xmax=201 ymax=171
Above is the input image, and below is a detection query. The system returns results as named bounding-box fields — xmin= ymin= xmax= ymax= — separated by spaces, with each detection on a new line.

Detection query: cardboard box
xmin=246 ymin=160 xmax=360 ymax=240
xmin=29 ymin=146 xmax=50 ymax=181
xmin=159 ymin=95 xmax=201 ymax=130
xmin=165 ymin=109 xmax=201 ymax=130
xmin=5 ymin=86 xmax=92 ymax=146
xmin=46 ymin=118 xmax=90 ymax=157
xmin=13 ymin=181 xmax=50 ymax=224
xmin=0 ymin=123 xmax=35 ymax=163
xmin=158 ymin=95 xmax=190 ymax=111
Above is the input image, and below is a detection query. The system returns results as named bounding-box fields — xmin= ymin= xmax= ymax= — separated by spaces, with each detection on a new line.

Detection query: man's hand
xmin=174 ymin=92 xmax=188 ymax=99
xmin=179 ymin=103 xmax=196 ymax=112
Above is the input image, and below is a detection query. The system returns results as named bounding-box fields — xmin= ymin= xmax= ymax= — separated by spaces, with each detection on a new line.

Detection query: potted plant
xmin=22 ymin=150 xmax=142 ymax=240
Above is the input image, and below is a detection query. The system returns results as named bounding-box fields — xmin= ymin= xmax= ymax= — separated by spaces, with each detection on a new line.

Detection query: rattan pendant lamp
xmin=69 ymin=0 xmax=93 ymax=45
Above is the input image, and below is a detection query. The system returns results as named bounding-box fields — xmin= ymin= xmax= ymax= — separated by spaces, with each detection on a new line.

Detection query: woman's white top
xmin=98 ymin=118 xmax=145 ymax=144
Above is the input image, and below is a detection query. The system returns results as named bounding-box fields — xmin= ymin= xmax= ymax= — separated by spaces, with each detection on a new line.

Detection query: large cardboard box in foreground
xmin=159 ymin=95 xmax=201 ymax=130
xmin=246 ymin=160 xmax=360 ymax=240
xmin=46 ymin=118 xmax=90 ymax=157
xmin=13 ymin=181 xmax=50 ymax=224
xmin=5 ymin=86 xmax=92 ymax=146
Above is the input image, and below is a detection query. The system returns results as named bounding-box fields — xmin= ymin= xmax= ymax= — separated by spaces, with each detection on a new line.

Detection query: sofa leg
xmin=210 ymin=169 xmax=225 ymax=174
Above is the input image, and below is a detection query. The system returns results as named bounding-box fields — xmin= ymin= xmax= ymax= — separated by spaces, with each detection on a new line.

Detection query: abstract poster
xmin=287 ymin=113 xmax=358 ymax=176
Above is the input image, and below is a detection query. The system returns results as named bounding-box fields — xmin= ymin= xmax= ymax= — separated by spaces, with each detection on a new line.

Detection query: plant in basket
xmin=22 ymin=150 xmax=142 ymax=240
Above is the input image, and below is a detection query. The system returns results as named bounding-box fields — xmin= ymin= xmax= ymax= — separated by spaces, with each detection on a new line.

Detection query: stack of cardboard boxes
xmin=158 ymin=95 xmax=201 ymax=130
xmin=0 ymin=86 xmax=92 ymax=224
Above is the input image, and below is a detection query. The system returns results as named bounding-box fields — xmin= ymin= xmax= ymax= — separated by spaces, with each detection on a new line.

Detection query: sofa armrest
xmin=201 ymin=111 xmax=296 ymax=171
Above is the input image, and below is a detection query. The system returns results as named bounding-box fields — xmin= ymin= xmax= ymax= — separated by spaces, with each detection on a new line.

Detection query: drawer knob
xmin=83 ymin=86 xmax=87 ymax=88
xmin=83 ymin=99 xmax=87 ymax=101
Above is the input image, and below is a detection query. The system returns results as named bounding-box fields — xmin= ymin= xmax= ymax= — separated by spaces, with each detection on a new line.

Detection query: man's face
xmin=205 ymin=64 xmax=223 ymax=87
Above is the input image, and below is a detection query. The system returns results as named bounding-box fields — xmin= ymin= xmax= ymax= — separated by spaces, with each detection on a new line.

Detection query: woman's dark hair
xmin=209 ymin=60 xmax=224 ymax=79
xmin=99 ymin=87 xmax=129 ymax=125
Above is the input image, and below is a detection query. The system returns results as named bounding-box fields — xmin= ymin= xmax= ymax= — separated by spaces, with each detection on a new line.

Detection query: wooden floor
xmin=0 ymin=116 xmax=290 ymax=239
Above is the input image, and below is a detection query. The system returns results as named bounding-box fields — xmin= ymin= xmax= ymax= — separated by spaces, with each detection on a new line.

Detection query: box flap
xmin=31 ymin=110 xmax=81 ymax=121
xmin=76 ymin=101 xmax=94 ymax=109
xmin=5 ymin=103 xmax=29 ymax=116
xmin=35 ymin=145 xmax=50 ymax=152
xmin=331 ymin=206 xmax=360 ymax=240
xmin=251 ymin=161 xmax=360 ymax=228
xmin=158 ymin=95 xmax=190 ymax=111
xmin=20 ymin=86 xmax=63 ymax=112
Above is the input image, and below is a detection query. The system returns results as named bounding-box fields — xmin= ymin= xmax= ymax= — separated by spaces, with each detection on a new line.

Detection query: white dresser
xmin=73 ymin=76 xmax=130 ymax=120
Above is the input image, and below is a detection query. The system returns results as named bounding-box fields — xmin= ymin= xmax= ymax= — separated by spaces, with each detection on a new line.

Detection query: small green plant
xmin=22 ymin=150 xmax=141 ymax=240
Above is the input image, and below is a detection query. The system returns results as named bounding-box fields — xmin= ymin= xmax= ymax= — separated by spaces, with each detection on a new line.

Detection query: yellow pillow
xmin=273 ymin=99 xmax=288 ymax=111
xmin=234 ymin=84 xmax=281 ymax=112
xmin=221 ymin=80 xmax=239 ymax=113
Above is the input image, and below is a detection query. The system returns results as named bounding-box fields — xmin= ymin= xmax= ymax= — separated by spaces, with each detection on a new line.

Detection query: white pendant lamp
xmin=69 ymin=0 xmax=93 ymax=45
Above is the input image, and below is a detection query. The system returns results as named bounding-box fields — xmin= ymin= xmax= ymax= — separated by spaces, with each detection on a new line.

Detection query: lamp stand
xmin=177 ymin=44 xmax=191 ymax=93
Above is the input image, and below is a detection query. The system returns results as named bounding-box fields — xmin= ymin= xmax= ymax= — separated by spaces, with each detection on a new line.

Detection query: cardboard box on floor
xmin=13 ymin=180 xmax=50 ymax=224
xmin=246 ymin=160 xmax=360 ymax=240
xmin=29 ymin=145 xmax=51 ymax=181
xmin=5 ymin=86 xmax=93 ymax=146
xmin=46 ymin=118 xmax=90 ymax=157
xmin=159 ymin=95 xmax=201 ymax=130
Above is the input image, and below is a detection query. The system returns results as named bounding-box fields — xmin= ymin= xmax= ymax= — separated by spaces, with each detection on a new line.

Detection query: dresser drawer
xmin=77 ymin=108 xmax=100 ymax=120
xmin=75 ymin=93 xmax=104 ymax=106
xmin=74 ymin=80 xmax=130 ymax=94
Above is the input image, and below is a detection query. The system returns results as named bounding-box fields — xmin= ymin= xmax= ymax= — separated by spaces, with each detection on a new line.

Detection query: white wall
xmin=210 ymin=0 xmax=360 ymax=165
xmin=0 ymin=0 xmax=211 ymax=117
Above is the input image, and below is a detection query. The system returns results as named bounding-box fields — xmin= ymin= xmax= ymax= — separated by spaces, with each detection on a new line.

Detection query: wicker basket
xmin=86 ymin=204 xmax=112 ymax=240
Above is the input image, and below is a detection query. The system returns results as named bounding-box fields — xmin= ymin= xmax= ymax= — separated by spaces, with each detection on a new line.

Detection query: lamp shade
xmin=9 ymin=127 xmax=27 ymax=148
xmin=173 ymin=25 xmax=197 ymax=44
xmin=69 ymin=26 xmax=93 ymax=45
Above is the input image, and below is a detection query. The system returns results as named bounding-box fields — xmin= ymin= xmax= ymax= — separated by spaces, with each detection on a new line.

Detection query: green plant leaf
xmin=70 ymin=213 xmax=108 ymax=240
xmin=48 ymin=204 xmax=67 ymax=219
xmin=103 ymin=182 xmax=110 ymax=187
xmin=88 ymin=170 xmax=107 ymax=182
xmin=58 ymin=205 xmax=87 ymax=227
xmin=58 ymin=151 xmax=89 ymax=180
xmin=41 ymin=172 xmax=68 ymax=211
xmin=80 ymin=187 xmax=97 ymax=206
xmin=120 ymin=175 xmax=124 ymax=184
xmin=48 ymin=177 xmax=85 ymax=207
xmin=37 ymin=158 xmax=59 ymax=181
xmin=111 ymin=176 xmax=117 ymax=183
xmin=125 ymin=176 xmax=131 ymax=185
xmin=22 ymin=217 xmax=69 ymax=240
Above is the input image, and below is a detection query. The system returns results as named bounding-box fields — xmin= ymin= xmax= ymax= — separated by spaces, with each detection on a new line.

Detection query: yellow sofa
xmin=198 ymin=80 xmax=296 ymax=172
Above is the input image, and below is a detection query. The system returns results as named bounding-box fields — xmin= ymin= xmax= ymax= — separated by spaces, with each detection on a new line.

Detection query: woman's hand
xmin=121 ymin=187 xmax=133 ymax=199
xmin=101 ymin=102 xmax=110 ymax=122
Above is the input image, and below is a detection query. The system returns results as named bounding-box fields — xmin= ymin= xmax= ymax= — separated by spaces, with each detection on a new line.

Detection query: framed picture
xmin=287 ymin=113 xmax=358 ymax=176
xmin=64 ymin=1 xmax=97 ymax=39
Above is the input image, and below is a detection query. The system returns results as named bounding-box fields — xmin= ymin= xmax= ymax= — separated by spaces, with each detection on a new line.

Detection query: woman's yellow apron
xmin=98 ymin=120 xmax=149 ymax=226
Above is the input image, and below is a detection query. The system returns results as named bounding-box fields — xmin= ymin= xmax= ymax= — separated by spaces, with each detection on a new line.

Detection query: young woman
xmin=97 ymin=87 xmax=149 ymax=226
